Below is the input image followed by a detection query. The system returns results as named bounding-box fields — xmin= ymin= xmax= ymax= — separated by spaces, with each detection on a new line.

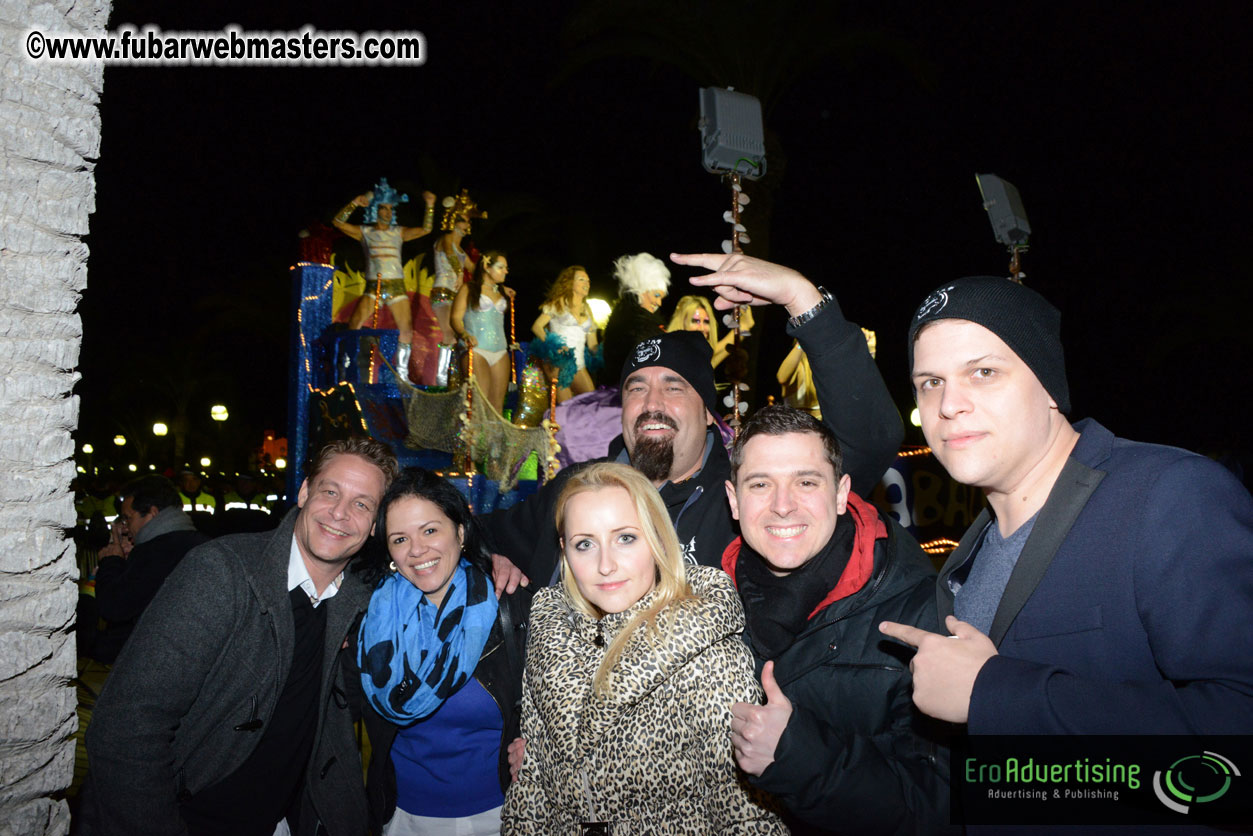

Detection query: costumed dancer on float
xmin=332 ymin=179 xmax=438 ymax=384
xmin=433 ymin=189 xmax=487 ymax=345
xmin=452 ymin=251 xmax=517 ymax=416
xmin=600 ymin=252 xmax=670 ymax=384
xmin=666 ymin=294 xmax=753 ymax=369
xmin=349 ymin=468 xmax=531 ymax=835
xmin=529 ymin=265 xmax=602 ymax=404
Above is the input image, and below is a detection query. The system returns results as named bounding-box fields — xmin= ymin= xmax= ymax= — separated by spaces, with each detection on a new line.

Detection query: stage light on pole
xmin=210 ymin=405 xmax=229 ymax=422
xmin=698 ymin=87 xmax=767 ymax=179
xmin=153 ymin=422 xmax=169 ymax=436
xmin=200 ymin=456 xmax=212 ymax=468
xmin=82 ymin=443 xmax=94 ymax=454
xmin=113 ymin=435 xmax=127 ymax=447
xmin=975 ymin=173 xmax=1031 ymax=279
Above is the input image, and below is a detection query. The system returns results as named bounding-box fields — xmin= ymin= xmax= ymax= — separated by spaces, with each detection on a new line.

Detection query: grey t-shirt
xmin=954 ymin=512 xmax=1039 ymax=635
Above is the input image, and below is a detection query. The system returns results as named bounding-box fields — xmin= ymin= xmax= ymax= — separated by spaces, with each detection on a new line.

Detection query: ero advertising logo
xmin=955 ymin=738 xmax=1251 ymax=826
xmin=1153 ymin=751 xmax=1241 ymax=815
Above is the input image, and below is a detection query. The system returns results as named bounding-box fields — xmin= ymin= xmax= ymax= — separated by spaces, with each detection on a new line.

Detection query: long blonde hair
xmin=666 ymin=295 xmax=719 ymax=350
xmin=554 ymin=463 xmax=694 ymax=693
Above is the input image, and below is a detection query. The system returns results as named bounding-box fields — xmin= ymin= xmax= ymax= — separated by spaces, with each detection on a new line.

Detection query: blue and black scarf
xmin=357 ymin=558 xmax=499 ymax=724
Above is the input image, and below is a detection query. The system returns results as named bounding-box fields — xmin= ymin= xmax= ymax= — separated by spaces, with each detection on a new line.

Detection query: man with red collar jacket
xmin=724 ymin=406 xmax=952 ymax=836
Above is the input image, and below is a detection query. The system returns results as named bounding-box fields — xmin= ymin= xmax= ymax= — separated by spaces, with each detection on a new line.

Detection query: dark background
xmin=77 ymin=0 xmax=1251 ymax=480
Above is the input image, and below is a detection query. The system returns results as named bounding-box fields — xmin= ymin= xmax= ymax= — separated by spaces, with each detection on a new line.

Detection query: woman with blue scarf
xmin=350 ymin=468 xmax=531 ymax=835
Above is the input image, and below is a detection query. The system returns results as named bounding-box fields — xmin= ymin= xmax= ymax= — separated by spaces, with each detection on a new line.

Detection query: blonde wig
xmin=612 ymin=252 xmax=670 ymax=301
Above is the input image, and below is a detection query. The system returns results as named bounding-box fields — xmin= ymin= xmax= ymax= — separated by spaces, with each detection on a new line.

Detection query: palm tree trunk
xmin=0 ymin=1 xmax=109 ymax=833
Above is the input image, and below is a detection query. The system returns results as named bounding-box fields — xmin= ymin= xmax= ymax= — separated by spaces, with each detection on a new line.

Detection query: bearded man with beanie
xmin=485 ymin=252 xmax=903 ymax=587
xmin=880 ymin=276 xmax=1253 ymax=735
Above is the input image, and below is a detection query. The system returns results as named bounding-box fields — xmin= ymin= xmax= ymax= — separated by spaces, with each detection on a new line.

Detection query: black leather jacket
xmin=733 ymin=511 xmax=954 ymax=836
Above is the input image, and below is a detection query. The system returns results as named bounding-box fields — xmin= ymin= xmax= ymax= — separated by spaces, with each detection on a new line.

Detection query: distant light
xmin=861 ymin=328 xmax=877 ymax=358
xmin=149 ymin=464 xmax=156 ymax=471
xmin=127 ymin=464 xmax=138 ymax=472
xmin=76 ymin=466 xmax=85 ymax=474
xmin=113 ymin=435 xmax=127 ymax=447
xmin=82 ymin=443 xmax=94 ymax=454
xmin=153 ymin=422 xmax=169 ymax=437
xmin=274 ymin=457 xmax=287 ymax=470
xmin=200 ymin=456 xmax=212 ymax=467
xmin=909 ymin=408 xmax=921 ymax=428
xmin=210 ymin=405 xmax=229 ymax=422
xmin=586 ymin=298 xmax=612 ymax=329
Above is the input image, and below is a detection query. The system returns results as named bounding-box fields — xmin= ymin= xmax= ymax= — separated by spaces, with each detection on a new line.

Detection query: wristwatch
xmin=788 ymin=286 xmax=833 ymax=329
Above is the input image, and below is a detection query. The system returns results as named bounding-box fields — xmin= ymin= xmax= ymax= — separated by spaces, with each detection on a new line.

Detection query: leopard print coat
xmin=502 ymin=565 xmax=786 ymax=835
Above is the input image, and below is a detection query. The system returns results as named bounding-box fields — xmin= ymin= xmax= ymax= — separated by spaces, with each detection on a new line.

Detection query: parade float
xmin=283 ymin=101 xmax=1031 ymax=552
xmin=287 ymin=184 xmax=557 ymax=513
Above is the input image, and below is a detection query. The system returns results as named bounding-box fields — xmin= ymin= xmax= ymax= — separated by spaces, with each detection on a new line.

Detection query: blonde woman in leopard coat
xmin=502 ymin=463 xmax=785 ymax=835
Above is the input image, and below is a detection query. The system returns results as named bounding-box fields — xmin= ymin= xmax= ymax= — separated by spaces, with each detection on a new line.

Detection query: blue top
xmin=391 ymin=676 xmax=505 ymax=817
xmin=465 ymin=294 xmax=507 ymax=353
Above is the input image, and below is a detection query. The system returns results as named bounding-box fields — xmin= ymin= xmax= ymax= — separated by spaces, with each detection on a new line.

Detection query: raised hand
xmin=669 ymin=252 xmax=823 ymax=318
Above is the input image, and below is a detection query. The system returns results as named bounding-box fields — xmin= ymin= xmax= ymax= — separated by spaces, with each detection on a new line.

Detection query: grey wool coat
xmin=83 ymin=508 xmax=372 ymax=836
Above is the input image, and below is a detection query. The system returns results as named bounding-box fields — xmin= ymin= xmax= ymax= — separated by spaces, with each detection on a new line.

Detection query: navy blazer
xmin=937 ymin=419 xmax=1253 ymax=735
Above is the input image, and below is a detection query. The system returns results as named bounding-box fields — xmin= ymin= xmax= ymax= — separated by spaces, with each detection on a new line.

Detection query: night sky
xmin=77 ymin=1 xmax=1252 ymax=479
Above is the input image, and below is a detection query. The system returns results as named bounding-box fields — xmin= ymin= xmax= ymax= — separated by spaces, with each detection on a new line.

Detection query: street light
xmin=210 ymin=405 xmax=229 ymax=422
xmin=200 ymin=456 xmax=212 ymax=468
xmin=153 ymin=422 xmax=169 ymax=436
xmin=82 ymin=443 xmax=94 ymax=454
xmin=275 ymin=457 xmax=287 ymax=470
xmin=113 ymin=435 xmax=127 ymax=447
xmin=127 ymin=464 xmax=138 ymax=472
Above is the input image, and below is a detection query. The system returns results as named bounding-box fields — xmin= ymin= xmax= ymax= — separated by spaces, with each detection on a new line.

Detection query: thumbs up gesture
xmin=730 ymin=660 xmax=792 ymax=776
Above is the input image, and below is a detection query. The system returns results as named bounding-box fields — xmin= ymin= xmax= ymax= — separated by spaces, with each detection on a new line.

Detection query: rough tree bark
xmin=0 ymin=1 xmax=109 ymax=833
